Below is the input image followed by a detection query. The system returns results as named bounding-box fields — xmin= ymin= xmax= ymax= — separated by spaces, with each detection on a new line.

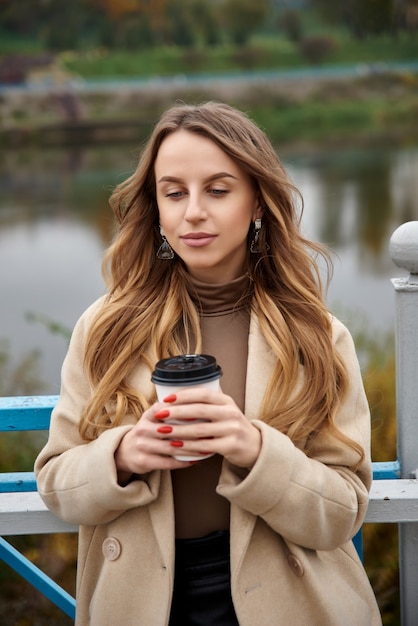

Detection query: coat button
xmin=287 ymin=553 xmax=304 ymax=577
xmin=102 ymin=538 xmax=121 ymax=561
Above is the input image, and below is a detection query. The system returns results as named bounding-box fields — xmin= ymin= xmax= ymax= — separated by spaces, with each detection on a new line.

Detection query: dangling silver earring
xmin=156 ymin=226 xmax=174 ymax=260
xmin=250 ymin=218 xmax=269 ymax=253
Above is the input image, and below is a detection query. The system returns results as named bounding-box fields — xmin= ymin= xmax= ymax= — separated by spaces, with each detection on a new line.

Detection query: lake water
xmin=1 ymin=140 xmax=417 ymax=393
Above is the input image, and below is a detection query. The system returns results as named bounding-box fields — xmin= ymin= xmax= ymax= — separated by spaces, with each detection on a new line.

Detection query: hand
xmin=114 ymin=402 xmax=199 ymax=480
xmin=152 ymin=387 xmax=262 ymax=468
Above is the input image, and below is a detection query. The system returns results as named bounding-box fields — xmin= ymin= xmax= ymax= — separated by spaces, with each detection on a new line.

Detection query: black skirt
xmin=168 ymin=530 xmax=240 ymax=626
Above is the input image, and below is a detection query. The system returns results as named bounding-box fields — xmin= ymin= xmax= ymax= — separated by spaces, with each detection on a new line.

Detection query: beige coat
xmin=35 ymin=300 xmax=382 ymax=625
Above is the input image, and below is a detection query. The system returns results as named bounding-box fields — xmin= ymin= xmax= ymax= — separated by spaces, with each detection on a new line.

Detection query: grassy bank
xmin=241 ymin=76 xmax=418 ymax=144
xmin=2 ymin=69 xmax=418 ymax=149
xmin=42 ymin=32 xmax=418 ymax=79
xmin=2 ymin=27 xmax=418 ymax=78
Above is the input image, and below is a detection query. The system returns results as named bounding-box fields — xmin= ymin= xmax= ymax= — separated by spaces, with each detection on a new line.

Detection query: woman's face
xmin=155 ymin=129 xmax=261 ymax=283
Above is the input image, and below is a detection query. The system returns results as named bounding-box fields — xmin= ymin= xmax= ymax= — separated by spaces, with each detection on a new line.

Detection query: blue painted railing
xmin=0 ymin=395 xmax=75 ymax=620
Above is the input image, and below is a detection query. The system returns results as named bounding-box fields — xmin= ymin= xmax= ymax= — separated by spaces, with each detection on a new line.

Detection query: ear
xmin=252 ymin=202 xmax=264 ymax=222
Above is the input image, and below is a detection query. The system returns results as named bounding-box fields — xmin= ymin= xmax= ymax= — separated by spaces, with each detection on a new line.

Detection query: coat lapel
xmin=230 ymin=311 xmax=275 ymax=574
xmin=244 ymin=310 xmax=275 ymax=420
xmin=131 ymin=361 xmax=176 ymax=572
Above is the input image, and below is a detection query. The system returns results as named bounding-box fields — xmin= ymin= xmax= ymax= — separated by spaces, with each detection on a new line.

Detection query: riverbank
xmin=1 ymin=64 xmax=418 ymax=147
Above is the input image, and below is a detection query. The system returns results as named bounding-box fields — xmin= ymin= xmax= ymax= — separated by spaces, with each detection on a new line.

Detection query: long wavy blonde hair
xmin=80 ymin=101 xmax=363 ymax=465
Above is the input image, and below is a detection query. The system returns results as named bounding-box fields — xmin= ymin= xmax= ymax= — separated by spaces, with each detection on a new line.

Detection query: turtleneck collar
xmin=186 ymin=273 xmax=253 ymax=316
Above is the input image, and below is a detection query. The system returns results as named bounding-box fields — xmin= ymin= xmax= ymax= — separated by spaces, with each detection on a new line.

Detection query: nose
xmin=184 ymin=192 xmax=207 ymax=222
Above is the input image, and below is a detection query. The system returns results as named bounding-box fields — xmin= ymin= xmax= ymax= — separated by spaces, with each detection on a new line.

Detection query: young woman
xmin=35 ymin=102 xmax=382 ymax=625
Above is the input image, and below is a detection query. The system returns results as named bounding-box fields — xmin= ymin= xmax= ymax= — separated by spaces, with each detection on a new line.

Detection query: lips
xmin=181 ymin=232 xmax=217 ymax=247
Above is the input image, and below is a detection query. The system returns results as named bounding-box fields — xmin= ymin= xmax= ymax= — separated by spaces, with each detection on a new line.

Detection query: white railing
xmin=0 ymin=221 xmax=417 ymax=623
xmin=387 ymin=220 xmax=418 ymax=625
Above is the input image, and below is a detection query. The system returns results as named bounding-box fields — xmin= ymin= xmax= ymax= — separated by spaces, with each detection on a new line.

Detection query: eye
xmin=166 ymin=191 xmax=184 ymax=199
xmin=209 ymin=188 xmax=228 ymax=196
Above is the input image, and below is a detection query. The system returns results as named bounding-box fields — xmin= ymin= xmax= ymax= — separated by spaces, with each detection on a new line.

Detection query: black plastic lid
xmin=151 ymin=354 xmax=222 ymax=385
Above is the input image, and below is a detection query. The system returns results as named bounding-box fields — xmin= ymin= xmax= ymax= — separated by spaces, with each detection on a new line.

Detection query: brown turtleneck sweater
xmin=171 ymin=274 xmax=252 ymax=538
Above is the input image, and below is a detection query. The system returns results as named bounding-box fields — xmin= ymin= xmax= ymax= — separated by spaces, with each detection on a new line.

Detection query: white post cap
xmin=389 ymin=221 xmax=418 ymax=278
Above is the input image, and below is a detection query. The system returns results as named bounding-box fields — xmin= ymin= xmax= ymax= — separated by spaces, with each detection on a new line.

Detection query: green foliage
xmin=164 ymin=0 xmax=196 ymax=47
xmin=0 ymin=0 xmax=268 ymax=52
xmin=1 ymin=0 xmax=417 ymax=63
xmin=221 ymin=0 xmax=270 ymax=45
xmin=356 ymin=327 xmax=397 ymax=462
xmin=1 ymin=0 xmax=418 ymax=78
xmin=359 ymin=329 xmax=399 ymax=623
xmin=25 ymin=312 xmax=72 ymax=341
xmin=309 ymin=0 xmax=402 ymax=38
xmin=55 ymin=31 xmax=418 ymax=79
xmin=241 ymin=81 xmax=418 ymax=144
xmin=364 ymin=521 xmax=400 ymax=625
xmin=327 ymin=31 xmax=418 ymax=64
xmin=193 ymin=1 xmax=222 ymax=47
xmin=299 ymin=34 xmax=338 ymax=64
xmin=0 ymin=340 xmax=45 ymax=397
xmin=0 ymin=532 xmax=76 ymax=626
xmin=0 ymin=0 xmax=43 ymax=38
xmin=0 ymin=339 xmax=48 ymax=472
xmin=279 ymin=8 xmax=304 ymax=43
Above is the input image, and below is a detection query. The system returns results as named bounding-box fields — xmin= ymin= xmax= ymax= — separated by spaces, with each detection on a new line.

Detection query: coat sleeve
xmin=217 ymin=317 xmax=372 ymax=551
xmin=34 ymin=299 xmax=161 ymax=526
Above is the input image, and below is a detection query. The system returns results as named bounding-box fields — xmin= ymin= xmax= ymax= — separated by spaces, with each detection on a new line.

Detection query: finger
xmin=156 ymin=403 xmax=237 ymax=424
xmin=162 ymin=387 xmax=232 ymax=407
xmin=133 ymin=453 xmax=200 ymax=473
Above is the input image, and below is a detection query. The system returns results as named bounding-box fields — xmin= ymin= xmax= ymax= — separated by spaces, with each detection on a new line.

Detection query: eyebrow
xmin=157 ymin=172 xmax=238 ymax=184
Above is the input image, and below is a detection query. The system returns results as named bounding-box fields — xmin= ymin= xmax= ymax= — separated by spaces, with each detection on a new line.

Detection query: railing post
xmin=389 ymin=221 xmax=418 ymax=626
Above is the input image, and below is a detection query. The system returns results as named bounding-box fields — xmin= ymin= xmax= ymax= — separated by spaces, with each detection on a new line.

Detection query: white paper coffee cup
xmin=151 ymin=354 xmax=222 ymax=461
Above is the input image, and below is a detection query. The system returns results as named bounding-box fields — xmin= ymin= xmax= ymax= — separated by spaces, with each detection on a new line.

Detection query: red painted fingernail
xmin=155 ymin=409 xmax=170 ymax=420
xmin=170 ymin=440 xmax=184 ymax=448
xmin=157 ymin=425 xmax=173 ymax=434
xmin=163 ymin=394 xmax=177 ymax=403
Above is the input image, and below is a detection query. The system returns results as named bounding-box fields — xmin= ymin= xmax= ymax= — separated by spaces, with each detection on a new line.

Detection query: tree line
xmin=0 ymin=0 xmax=415 ymax=53
xmin=0 ymin=0 xmax=270 ymax=50
xmin=311 ymin=0 xmax=417 ymax=38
